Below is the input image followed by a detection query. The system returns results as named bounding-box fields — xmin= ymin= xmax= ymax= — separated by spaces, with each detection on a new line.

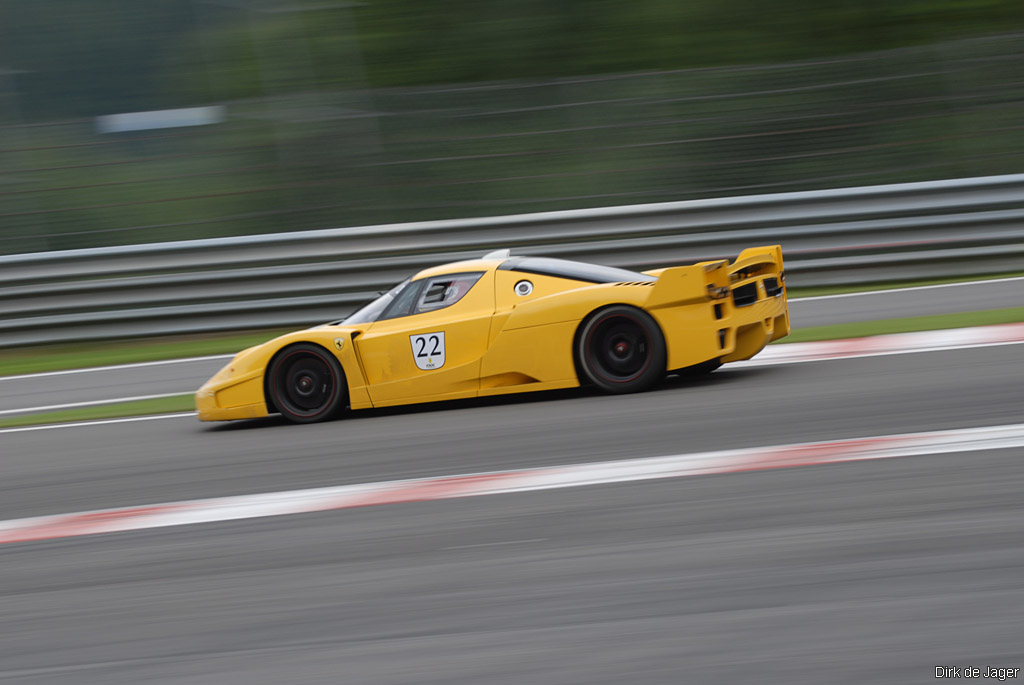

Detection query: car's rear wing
xmin=643 ymin=245 xmax=784 ymax=309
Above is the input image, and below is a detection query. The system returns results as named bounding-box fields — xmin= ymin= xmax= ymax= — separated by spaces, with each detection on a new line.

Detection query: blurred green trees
xmin=3 ymin=0 xmax=1024 ymax=118
xmin=2 ymin=1 xmax=1023 ymax=253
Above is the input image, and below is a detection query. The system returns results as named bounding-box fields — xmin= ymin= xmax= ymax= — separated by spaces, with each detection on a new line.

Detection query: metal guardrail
xmin=2 ymin=174 xmax=1023 ymax=348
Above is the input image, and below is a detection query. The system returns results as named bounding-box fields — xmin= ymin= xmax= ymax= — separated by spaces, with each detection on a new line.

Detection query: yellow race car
xmin=196 ymin=246 xmax=789 ymax=423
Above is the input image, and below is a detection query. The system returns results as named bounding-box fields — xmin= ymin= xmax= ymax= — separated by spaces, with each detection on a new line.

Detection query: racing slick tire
xmin=267 ymin=343 xmax=347 ymax=424
xmin=576 ymin=305 xmax=667 ymax=394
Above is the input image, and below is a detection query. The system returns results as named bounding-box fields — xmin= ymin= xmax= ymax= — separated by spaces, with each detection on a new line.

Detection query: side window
xmin=415 ymin=273 xmax=483 ymax=314
xmin=379 ymin=280 xmax=424 ymax=321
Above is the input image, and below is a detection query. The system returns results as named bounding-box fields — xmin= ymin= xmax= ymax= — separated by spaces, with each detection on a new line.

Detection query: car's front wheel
xmin=267 ymin=344 xmax=346 ymax=424
xmin=576 ymin=306 xmax=667 ymax=394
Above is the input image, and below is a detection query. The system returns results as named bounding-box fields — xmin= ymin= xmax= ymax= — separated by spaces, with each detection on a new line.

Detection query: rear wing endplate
xmin=645 ymin=245 xmax=783 ymax=308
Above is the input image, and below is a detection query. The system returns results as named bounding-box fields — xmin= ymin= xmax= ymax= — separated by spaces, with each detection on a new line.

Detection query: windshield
xmin=342 ymin=279 xmax=410 ymax=324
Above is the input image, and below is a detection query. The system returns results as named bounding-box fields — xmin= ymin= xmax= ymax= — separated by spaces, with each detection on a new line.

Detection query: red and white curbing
xmin=743 ymin=322 xmax=1024 ymax=366
xmin=2 ymin=422 xmax=1023 ymax=546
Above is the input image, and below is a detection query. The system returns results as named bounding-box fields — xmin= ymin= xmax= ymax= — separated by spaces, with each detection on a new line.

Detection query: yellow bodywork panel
xmin=355 ymin=270 xmax=495 ymax=404
xmin=195 ymin=247 xmax=789 ymax=421
xmin=215 ymin=376 xmax=262 ymax=410
xmin=481 ymin=319 xmax=580 ymax=386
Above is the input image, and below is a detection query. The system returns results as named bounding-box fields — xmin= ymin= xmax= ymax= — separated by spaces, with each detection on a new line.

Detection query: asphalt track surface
xmin=791 ymin=276 xmax=1022 ymax=326
xmin=1 ymin=277 xmax=1021 ymax=415
xmin=2 ymin=344 xmax=1023 ymax=683
xmin=0 ymin=356 xmax=227 ymax=416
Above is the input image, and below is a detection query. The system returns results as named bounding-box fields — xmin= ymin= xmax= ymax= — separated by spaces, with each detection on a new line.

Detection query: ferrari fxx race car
xmin=196 ymin=246 xmax=789 ymax=423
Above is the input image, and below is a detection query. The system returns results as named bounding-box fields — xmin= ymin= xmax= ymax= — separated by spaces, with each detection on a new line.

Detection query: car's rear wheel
xmin=576 ymin=306 xmax=667 ymax=394
xmin=267 ymin=344 xmax=346 ymax=424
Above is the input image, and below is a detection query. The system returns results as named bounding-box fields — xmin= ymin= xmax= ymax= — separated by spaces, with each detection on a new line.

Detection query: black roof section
xmin=498 ymin=257 xmax=656 ymax=284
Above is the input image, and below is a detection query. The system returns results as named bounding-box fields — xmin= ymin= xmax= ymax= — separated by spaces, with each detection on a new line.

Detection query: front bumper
xmin=195 ymin=365 xmax=270 ymax=422
xmin=195 ymin=387 xmax=268 ymax=422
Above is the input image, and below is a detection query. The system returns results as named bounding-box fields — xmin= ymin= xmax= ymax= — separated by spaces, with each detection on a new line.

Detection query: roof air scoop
xmin=482 ymin=248 xmax=511 ymax=260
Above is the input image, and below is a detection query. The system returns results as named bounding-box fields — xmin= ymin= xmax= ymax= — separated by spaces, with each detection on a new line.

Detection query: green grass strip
xmin=1 ymin=275 xmax=1021 ymax=376
xmin=3 ymin=286 xmax=1024 ymax=429
xmin=0 ymin=329 xmax=293 ymax=376
xmin=0 ymin=395 xmax=195 ymax=429
xmin=778 ymin=306 xmax=1024 ymax=344
xmin=8 ymin=305 xmax=1024 ymax=429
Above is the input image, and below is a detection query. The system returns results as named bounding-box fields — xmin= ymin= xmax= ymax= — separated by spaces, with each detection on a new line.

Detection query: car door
xmin=355 ymin=270 xmax=495 ymax=406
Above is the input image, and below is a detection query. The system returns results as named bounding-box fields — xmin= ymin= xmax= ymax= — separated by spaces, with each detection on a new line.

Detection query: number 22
xmin=415 ymin=335 xmax=441 ymax=358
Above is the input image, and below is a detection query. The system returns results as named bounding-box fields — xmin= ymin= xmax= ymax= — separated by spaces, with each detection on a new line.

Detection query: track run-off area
xmin=1 ymin=277 xmax=1022 ymax=683
xmin=2 ymin=275 xmax=1022 ymax=417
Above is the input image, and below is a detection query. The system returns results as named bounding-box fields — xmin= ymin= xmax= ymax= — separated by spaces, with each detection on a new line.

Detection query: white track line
xmin=0 ymin=354 xmax=232 ymax=382
xmin=739 ymin=322 xmax=1024 ymax=367
xmin=740 ymin=339 xmax=1024 ymax=368
xmin=0 ymin=413 xmax=196 ymax=435
xmin=1 ymin=422 xmax=1022 ymax=545
xmin=3 ymin=323 xmax=1022 ymax=432
xmin=794 ymin=275 xmax=1024 ymax=301
xmin=0 ymin=392 xmax=191 ymax=417
xmin=3 ymin=276 xmax=1020 ymax=382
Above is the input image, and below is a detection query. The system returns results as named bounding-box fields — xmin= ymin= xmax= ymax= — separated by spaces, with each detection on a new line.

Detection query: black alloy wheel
xmin=577 ymin=305 xmax=667 ymax=394
xmin=267 ymin=344 xmax=346 ymax=423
